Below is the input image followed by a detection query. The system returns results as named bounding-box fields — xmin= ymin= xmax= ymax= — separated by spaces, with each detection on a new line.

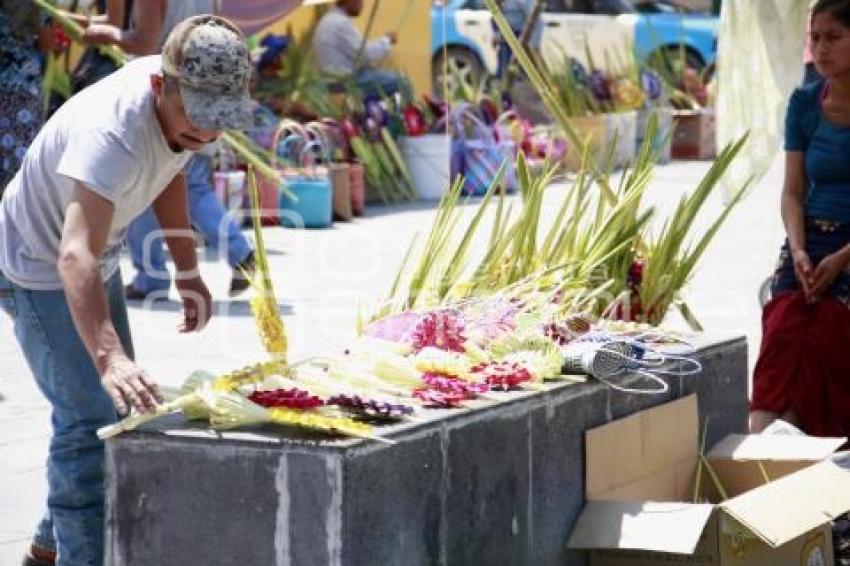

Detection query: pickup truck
xmin=431 ymin=0 xmax=718 ymax=92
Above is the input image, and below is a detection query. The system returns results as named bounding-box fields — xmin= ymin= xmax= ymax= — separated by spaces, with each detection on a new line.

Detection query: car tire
xmin=432 ymin=46 xmax=486 ymax=97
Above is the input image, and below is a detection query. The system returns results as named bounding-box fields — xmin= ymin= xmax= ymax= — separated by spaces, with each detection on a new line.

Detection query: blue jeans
xmin=126 ymin=154 xmax=252 ymax=293
xmin=0 ymin=270 xmax=132 ymax=566
xmin=354 ymin=68 xmax=411 ymax=99
xmin=771 ymin=217 xmax=850 ymax=302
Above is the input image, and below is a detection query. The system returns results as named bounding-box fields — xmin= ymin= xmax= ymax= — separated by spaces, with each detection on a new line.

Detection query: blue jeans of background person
xmin=355 ymin=67 xmax=411 ymax=99
xmin=0 ymin=270 xmax=132 ymax=566
xmin=127 ymin=153 xmax=252 ymax=294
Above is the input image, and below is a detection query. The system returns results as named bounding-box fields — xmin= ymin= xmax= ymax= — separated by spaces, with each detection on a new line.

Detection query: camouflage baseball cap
xmin=162 ymin=15 xmax=255 ymax=131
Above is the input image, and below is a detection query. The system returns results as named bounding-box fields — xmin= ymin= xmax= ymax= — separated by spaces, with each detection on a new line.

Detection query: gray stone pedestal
xmin=105 ymin=333 xmax=747 ymax=566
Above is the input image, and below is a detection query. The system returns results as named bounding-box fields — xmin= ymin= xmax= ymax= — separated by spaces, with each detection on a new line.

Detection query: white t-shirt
xmin=0 ymin=56 xmax=192 ymax=290
xmin=312 ymin=7 xmax=391 ymax=74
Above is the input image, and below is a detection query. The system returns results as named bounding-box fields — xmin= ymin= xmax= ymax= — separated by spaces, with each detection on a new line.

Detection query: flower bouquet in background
xmin=643 ymin=41 xmax=713 ymax=111
xmin=332 ymin=90 xmax=417 ymax=204
xmin=634 ymin=66 xmax=674 ymax=163
xmin=542 ymin=57 xmax=622 ymax=171
xmin=401 ymin=94 xmax=450 ymax=137
xmin=434 ymin=71 xmax=569 ymax=166
xmin=643 ymin=42 xmax=717 ymax=160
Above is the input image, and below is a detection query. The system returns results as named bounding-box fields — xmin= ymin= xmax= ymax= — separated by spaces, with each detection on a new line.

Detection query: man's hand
xmin=791 ymin=248 xmax=815 ymax=300
xmin=809 ymin=252 xmax=847 ymax=302
xmin=84 ymin=24 xmax=121 ymax=45
xmin=386 ymin=32 xmax=398 ymax=45
xmin=100 ymin=355 xmax=162 ymax=416
xmin=176 ymin=275 xmax=212 ymax=333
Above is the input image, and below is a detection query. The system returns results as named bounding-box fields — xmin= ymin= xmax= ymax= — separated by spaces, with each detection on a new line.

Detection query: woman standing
xmin=751 ymin=0 xmax=850 ymax=438
xmin=0 ymin=1 xmax=47 ymax=196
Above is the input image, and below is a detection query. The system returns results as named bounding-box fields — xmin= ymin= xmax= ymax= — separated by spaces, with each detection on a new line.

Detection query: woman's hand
xmin=809 ymin=252 xmax=848 ymax=302
xmin=792 ymin=248 xmax=815 ymax=300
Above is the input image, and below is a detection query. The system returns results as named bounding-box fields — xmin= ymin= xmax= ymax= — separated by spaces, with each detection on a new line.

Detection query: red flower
xmin=470 ymin=361 xmax=532 ymax=391
xmin=340 ymin=118 xmax=360 ymax=139
xmin=403 ymin=104 xmax=426 ymax=136
xmin=409 ymin=310 xmax=467 ymax=353
xmin=413 ymin=372 xmax=488 ymax=407
xmin=249 ymin=389 xmax=324 ymax=410
xmin=53 ymin=25 xmax=72 ymax=51
xmin=628 ymin=260 xmax=644 ymax=287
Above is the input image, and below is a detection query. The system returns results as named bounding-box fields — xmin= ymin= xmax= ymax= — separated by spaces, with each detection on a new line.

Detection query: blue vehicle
xmin=431 ymin=0 xmax=718 ymax=92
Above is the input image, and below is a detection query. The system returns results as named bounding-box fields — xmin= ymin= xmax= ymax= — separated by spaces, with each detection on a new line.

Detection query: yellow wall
xmin=262 ymin=1 xmax=432 ymax=96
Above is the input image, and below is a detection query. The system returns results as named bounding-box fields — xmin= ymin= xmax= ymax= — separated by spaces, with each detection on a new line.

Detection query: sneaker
xmin=22 ymin=543 xmax=55 ymax=566
xmin=124 ymin=284 xmax=165 ymax=301
xmin=125 ymin=284 xmax=148 ymax=301
xmin=229 ymin=251 xmax=256 ymax=297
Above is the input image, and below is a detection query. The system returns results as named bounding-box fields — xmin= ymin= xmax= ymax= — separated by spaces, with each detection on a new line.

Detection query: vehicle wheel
xmin=432 ymin=47 xmax=485 ymax=98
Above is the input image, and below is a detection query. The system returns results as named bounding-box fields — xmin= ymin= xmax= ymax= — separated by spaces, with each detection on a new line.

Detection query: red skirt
xmin=752 ymin=290 xmax=850 ymax=437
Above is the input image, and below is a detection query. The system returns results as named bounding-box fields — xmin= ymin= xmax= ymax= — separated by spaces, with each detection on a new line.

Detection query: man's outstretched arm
xmin=59 ymin=183 xmax=162 ymax=415
xmin=151 ymin=172 xmax=213 ymax=333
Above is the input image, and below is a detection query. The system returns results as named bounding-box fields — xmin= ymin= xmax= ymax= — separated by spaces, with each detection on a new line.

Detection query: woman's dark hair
xmin=812 ymin=0 xmax=850 ymax=27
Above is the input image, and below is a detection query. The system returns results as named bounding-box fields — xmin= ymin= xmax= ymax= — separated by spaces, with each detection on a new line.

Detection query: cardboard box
xmin=568 ymin=395 xmax=850 ymax=565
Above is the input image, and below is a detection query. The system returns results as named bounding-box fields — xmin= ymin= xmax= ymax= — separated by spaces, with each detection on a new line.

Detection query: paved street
xmin=0 ymin=154 xmax=784 ymax=563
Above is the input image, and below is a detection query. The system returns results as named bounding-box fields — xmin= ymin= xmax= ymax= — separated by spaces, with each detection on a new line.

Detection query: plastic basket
xmin=279 ymin=177 xmax=333 ymax=229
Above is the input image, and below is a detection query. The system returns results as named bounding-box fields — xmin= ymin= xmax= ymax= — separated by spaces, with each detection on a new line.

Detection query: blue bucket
xmin=279 ymin=177 xmax=333 ymax=228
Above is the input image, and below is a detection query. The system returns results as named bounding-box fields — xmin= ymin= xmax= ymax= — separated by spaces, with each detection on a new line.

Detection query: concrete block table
xmin=105 ymin=333 xmax=747 ymax=566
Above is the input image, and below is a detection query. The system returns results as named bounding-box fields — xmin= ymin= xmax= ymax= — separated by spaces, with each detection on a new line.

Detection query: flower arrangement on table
xmin=99 ymin=138 xmax=742 ymax=442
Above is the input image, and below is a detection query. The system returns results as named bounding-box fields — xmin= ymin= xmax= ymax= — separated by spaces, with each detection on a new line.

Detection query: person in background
xmin=83 ymin=0 xmax=257 ymax=299
xmin=0 ymin=15 xmax=254 ymax=566
xmin=312 ymin=0 xmax=409 ymax=98
xmin=0 ymin=1 xmax=51 ymax=197
xmin=252 ymin=33 xmax=319 ymax=121
xmin=83 ymin=0 xmax=212 ymax=54
xmin=252 ymin=32 xmax=291 ymax=114
xmin=750 ymin=0 xmax=850 ymax=440
xmin=63 ymin=0 xmax=134 ymax=94
xmin=494 ymin=0 xmax=528 ymax=79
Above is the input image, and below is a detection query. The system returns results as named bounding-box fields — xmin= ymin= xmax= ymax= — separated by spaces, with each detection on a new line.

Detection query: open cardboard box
xmin=568 ymin=395 xmax=850 ymax=565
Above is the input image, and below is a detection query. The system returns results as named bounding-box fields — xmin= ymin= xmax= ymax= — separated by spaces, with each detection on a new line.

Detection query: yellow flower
xmin=213 ymin=360 xmax=289 ymax=392
xmin=612 ymin=79 xmax=646 ymax=110
xmin=245 ymin=166 xmax=289 ymax=361
xmin=250 ymin=291 xmax=288 ymax=358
